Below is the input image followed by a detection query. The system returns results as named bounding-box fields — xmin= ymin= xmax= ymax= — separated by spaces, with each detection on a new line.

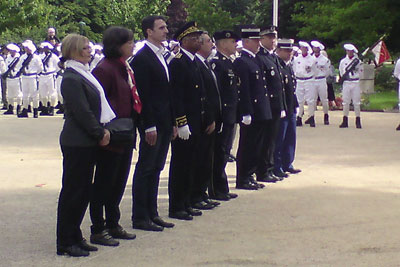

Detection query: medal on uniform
xmin=271 ymin=70 xmax=275 ymax=76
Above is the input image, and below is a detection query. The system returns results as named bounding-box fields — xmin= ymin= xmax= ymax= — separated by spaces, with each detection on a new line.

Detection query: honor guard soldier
xmin=257 ymin=25 xmax=287 ymax=180
xmin=0 ymin=51 xmax=6 ymax=108
xmin=16 ymin=40 xmax=43 ymax=118
xmin=293 ymin=41 xmax=316 ymax=127
xmin=38 ymin=42 xmax=60 ymax=116
xmin=234 ymin=26 xmax=272 ymax=190
xmin=3 ymin=44 xmax=22 ymax=115
xmin=339 ymin=44 xmax=363 ymax=128
xmin=208 ymin=30 xmax=240 ymax=200
xmin=168 ymin=21 xmax=207 ymax=220
xmin=274 ymin=39 xmax=301 ymax=176
xmin=311 ymin=40 xmax=331 ymax=125
xmin=55 ymin=46 xmax=65 ymax=114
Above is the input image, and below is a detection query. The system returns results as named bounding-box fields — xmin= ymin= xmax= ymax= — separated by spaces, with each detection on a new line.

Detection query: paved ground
xmin=0 ymin=110 xmax=399 ymax=267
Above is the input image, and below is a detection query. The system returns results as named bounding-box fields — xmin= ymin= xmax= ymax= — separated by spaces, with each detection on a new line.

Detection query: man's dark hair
xmin=141 ymin=15 xmax=166 ymax=39
xmin=103 ymin=26 xmax=134 ymax=58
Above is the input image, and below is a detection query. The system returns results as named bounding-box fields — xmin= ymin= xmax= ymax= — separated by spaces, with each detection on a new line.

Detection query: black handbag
xmin=104 ymin=118 xmax=135 ymax=145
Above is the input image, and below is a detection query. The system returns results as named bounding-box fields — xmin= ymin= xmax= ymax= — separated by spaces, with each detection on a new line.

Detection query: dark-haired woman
xmin=89 ymin=26 xmax=140 ymax=246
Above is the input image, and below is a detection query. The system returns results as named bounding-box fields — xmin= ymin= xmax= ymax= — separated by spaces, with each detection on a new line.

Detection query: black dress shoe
xmin=227 ymin=192 xmax=238 ymax=199
xmin=396 ymin=124 xmax=400 ymax=131
xmin=169 ymin=211 xmax=193 ymax=220
xmin=57 ymin=244 xmax=90 ymax=257
xmin=186 ymin=207 xmax=202 ymax=216
xmin=133 ymin=220 xmax=164 ymax=231
xmin=108 ymin=225 xmax=136 ymax=239
xmin=285 ymin=167 xmax=301 ymax=174
xmin=236 ymin=182 xmax=258 ymax=190
xmin=90 ymin=230 xmax=119 ymax=246
xmin=210 ymin=192 xmax=230 ymax=201
xmin=192 ymin=201 xmax=215 ymax=210
xmin=78 ymin=239 xmax=98 ymax=251
xmin=152 ymin=216 xmax=175 ymax=228
xmin=251 ymin=181 xmax=265 ymax=189
xmin=257 ymin=174 xmax=280 ymax=183
xmin=273 ymin=170 xmax=289 ymax=178
xmin=204 ymin=198 xmax=220 ymax=206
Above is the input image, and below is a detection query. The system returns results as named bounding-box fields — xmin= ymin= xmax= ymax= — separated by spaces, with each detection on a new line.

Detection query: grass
xmin=362 ymin=90 xmax=399 ymax=111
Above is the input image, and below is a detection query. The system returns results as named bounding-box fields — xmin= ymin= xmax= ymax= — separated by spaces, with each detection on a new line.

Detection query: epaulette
xmin=174 ymin=52 xmax=183 ymax=59
xmin=176 ymin=115 xmax=187 ymax=127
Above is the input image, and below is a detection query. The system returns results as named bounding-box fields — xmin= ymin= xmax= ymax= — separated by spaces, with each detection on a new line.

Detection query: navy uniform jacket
xmin=233 ymin=50 xmax=272 ymax=122
xmin=196 ymin=57 xmax=221 ymax=127
xmin=257 ymin=48 xmax=285 ymax=114
xmin=278 ymin=57 xmax=299 ymax=116
xmin=210 ymin=51 xmax=239 ymax=125
xmin=169 ymin=51 xmax=208 ymax=134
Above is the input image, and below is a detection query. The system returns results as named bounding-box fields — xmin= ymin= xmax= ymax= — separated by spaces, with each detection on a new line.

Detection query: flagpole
xmin=273 ymin=0 xmax=278 ymax=27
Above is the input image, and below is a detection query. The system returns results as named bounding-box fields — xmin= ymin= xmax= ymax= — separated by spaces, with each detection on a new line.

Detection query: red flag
xmin=371 ymin=40 xmax=391 ymax=66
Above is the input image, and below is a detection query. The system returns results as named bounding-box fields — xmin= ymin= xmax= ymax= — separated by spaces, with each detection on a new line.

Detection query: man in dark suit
xmin=256 ymin=25 xmax=287 ymax=181
xmin=130 ymin=16 xmax=176 ymax=231
xmin=208 ymin=30 xmax=240 ymax=200
xmin=274 ymin=39 xmax=302 ymax=175
xmin=234 ymin=26 xmax=272 ymax=190
xmin=168 ymin=21 xmax=211 ymax=220
xmin=190 ymin=32 xmax=219 ymax=210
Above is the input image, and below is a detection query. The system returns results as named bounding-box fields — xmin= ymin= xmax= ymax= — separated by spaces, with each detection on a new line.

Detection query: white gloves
xmin=241 ymin=115 xmax=252 ymax=125
xmin=177 ymin=125 xmax=191 ymax=140
xmin=295 ymin=107 xmax=299 ymax=115
xmin=280 ymin=110 xmax=286 ymax=118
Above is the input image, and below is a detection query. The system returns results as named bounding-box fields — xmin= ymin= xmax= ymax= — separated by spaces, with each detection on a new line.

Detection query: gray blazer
xmin=59 ymin=68 xmax=105 ymax=147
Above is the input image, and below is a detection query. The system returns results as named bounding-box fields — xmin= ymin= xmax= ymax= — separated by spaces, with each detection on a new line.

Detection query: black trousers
xmin=168 ymin=133 xmax=200 ymax=212
xmin=132 ymin=126 xmax=172 ymax=222
xmin=256 ymin=113 xmax=281 ymax=177
xmin=57 ymin=145 xmax=97 ymax=247
xmin=90 ymin=146 xmax=133 ymax=234
xmin=209 ymin=123 xmax=235 ymax=196
xmin=236 ymin=121 xmax=267 ymax=185
xmin=191 ymin=130 xmax=215 ymax=204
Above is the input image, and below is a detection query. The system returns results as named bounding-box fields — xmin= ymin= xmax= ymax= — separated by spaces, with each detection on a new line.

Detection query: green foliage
xmin=362 ymin=90 xmax=398 ymax=111
xmin=183 ymin=0 xmax=244 ymax=35
xmin=374 ymin=64 xmax=397 ymax=92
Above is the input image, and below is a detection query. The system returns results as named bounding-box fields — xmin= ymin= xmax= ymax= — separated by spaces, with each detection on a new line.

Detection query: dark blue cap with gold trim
xmin=213 ymin=30 xmax=240 ymax=41
xmin=240 ymin=26 xmax=261 ymax=39
xmin=277 ymin=38 xmax=294 ymax=49
xmin=174 ymin=21 xmax=203 ymax=42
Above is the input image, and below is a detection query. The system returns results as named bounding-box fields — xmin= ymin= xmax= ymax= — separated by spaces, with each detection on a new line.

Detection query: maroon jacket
xmin=92 ymin=58 xmax=134 ymax=119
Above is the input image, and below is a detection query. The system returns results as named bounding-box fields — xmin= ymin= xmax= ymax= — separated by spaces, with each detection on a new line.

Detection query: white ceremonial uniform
xmin=16 ymin=53 xmax=43 ymax=109
xmin=313 ymin=53 xmax=331 ymax=114
xmin=394 ymin=58 xmax=400 ymax=109
xmin=38 ymin=51 xmax=59 ymax=106
xmin=89 ymin=53 xmax=104 ymax=72
xmin=0 ymin=56 xmax=6 ymax=104
xmin=293 ymin=53 xmax=316 ymax=118
xmin=339 ymin=55 xmax=363 ymax=117
xmin=5 ymin=54 xmax=22 ymax=107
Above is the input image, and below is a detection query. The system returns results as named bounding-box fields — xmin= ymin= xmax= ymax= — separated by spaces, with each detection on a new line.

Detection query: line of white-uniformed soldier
xmin=0 ymin=40 xmax=104 ymax=117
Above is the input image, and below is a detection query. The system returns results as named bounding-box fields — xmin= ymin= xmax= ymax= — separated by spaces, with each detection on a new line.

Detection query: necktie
xmin=120 ymin=58 xmax=142 ymax=114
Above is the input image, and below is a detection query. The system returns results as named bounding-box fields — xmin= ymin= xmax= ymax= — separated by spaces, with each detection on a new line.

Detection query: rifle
xmin=1 ymin=57 xmax=19 ymax=78
xmin=41 ymin=52 xmax=52 ymax=73
xmin=15 ymin=54 xmax=33 ymax=77
xmin=338 ymin=57 xmax=360 ymax=85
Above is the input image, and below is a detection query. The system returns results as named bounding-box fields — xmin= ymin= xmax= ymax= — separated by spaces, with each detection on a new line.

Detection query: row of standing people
xmin=56 ymin=16 xmax=363 ymax=257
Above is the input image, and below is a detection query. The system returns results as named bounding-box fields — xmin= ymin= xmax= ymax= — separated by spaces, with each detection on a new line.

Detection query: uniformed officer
xmin=339 ymin=43 xmax=363 ymax=128
xmin=234 ymin=26 xmax=272 ymax=190
xmin=38 ymin=42 xmax=60 ymax=116
xmin=16 ymin=40 xmax=43 ymax=118
xmin=274 ymin=39 xmax=301 ymax=176
xmin=257 ymin=25 xmax=287 ymax=180
xmin=168 ymin=21 xmax=208 ymax=220
xmin=208 ymin=30 xmax=240 ymax=200
xmin=293 ymin=41 xmax=316 ymax=127
xmin=3 ymin=44 xmax=22 ymax=115
xmin=311 ymin=40 xmax=331 ymax=125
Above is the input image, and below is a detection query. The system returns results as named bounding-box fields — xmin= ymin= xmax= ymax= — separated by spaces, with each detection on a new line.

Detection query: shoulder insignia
xmin=175 ymin=52 xmax=183 ymax=59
